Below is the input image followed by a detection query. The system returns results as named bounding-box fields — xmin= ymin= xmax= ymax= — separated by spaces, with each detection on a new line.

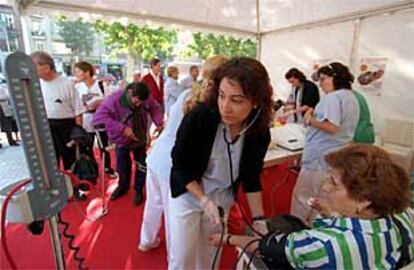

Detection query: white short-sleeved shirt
xmin=302 ymin=89 xmax=359 ymax=171
xmin=75 ymin=81 xmax=109 ymax=132
xmin=40 ymin=75 xmax=84 ymax=119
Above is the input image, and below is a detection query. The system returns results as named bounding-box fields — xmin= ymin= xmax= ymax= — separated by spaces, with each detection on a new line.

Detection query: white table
xmin=264 ymin=146 xmax=302 ymax=168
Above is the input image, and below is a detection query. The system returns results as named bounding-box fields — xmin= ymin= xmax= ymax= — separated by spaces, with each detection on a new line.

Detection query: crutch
xmin=94 ymin=129 xmax=110 ymax=219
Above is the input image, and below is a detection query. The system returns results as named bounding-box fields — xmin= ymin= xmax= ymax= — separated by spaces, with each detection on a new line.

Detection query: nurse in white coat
xmin=138 ymin=56 xmax=229 ymax=258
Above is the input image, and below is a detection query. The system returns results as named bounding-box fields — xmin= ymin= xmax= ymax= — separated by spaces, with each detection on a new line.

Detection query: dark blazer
xmin=294 ymin=80 xmax=320 ymax=120
xmin=170 ymin=104 xmax=271 ymax=198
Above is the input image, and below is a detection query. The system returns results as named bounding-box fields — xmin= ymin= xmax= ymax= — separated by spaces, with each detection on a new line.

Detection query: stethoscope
xmin=221 ymin=108 xmax=265 ymax=237
xmin=222 ymin=108 xmax=261 ymax=185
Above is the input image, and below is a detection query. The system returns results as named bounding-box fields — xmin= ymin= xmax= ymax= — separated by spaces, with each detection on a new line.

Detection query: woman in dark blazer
xmin=168 ymin=57 xmax=274 ymax=269
xmin=285 ymin=68 xmax=320 ymax=123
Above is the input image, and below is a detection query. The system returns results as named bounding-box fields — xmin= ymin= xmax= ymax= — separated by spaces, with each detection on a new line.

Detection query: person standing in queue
xmin=31 ymin=51 xmax=83 ymax=170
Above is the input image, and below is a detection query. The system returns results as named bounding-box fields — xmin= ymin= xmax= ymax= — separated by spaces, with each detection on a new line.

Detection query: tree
xmin=185 ymin=32 xmax=257 ymax=60
xmin=94 ymin=20 xmax=177 ymax=78
xmin=56 ymin=16 xmax=95 ymax=57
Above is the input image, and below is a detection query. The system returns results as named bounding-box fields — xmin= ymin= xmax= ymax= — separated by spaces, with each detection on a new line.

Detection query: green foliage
xmin=56 ymin=16 xmax=95 ymax=56
xmin=94 ymin=20 xmax=178 ymax=63
xmin=185 ymin=32 xmax=257 ymax=60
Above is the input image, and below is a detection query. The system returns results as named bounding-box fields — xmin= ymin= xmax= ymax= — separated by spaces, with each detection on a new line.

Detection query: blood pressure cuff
xmin=259 ymin=232 xmax=293 ymax=269
xmin=258 ymin=215 xmax=307 ymax=269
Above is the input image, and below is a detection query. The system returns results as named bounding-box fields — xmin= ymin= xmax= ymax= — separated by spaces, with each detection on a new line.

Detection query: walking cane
xmin=94 ymin=129 xmax=110 ymax=219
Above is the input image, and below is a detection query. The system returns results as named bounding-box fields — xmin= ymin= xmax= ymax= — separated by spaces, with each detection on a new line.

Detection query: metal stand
xmin=49 ymin=216 xmax=66 ymax=269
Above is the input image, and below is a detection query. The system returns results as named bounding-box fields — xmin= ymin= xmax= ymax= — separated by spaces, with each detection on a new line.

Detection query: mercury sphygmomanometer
xmin=0 ymin=52 xmax=73 ymax=269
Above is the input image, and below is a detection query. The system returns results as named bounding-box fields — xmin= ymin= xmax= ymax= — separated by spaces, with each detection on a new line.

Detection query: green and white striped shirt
xmin=285 ymin=209 xmax=414 ymax=269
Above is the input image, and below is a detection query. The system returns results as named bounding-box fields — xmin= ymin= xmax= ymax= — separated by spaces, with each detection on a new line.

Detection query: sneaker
xmin=74 ymin=187 xmax=88 ymax=201
xmin=110 ymin=187 xmax=128 ymax=201
xmin=104 ymin=168 xmax=118 ymax=178
xmin=10 ymin=141 xmax=20 ymax=146
xmin=138 ymin=238 xmax=160 ymax=252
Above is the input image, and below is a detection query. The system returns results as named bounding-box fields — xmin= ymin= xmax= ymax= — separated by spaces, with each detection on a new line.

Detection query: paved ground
xmin=0 ymin=133 xmax=30 ymax=190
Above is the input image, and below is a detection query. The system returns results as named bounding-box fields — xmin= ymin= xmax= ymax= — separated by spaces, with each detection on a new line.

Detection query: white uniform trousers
xmin=139 ymin=167 xmax=171 ymax=256
xmin=168 ymin=188 xmax=233 ymax=270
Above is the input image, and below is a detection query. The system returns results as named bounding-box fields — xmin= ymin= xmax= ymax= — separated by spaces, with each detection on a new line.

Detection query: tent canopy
xmin=11 ymin=0 xmax=414 ymax=129
xmin=16 ymin=0 xmax=412 ymax=36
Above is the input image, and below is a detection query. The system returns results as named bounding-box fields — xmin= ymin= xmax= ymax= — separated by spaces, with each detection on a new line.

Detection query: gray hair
xmin=31 ymin=51 xmax=56 ymax=72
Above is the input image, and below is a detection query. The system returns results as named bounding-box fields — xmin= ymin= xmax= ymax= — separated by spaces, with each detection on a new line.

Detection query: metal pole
xmin=255 ymin=0 xmax=261 ymax=59
xmin=48 ymin=216 xmax=66 ymax=270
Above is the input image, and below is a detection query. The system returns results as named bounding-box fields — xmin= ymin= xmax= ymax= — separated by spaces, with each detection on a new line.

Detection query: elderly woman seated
xmin=210 ymin=144 xmax=414 ymax=269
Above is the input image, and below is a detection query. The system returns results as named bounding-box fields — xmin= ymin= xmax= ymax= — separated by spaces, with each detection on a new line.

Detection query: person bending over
xmin=168 ymin=57 xmax=273 ymax=269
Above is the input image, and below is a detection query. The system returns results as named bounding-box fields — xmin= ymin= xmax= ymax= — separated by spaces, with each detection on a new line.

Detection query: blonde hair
xmin=183 ymin=55 xmax=228 ymax=113
xmin=167 ymin=66 xmax=179 ymax=77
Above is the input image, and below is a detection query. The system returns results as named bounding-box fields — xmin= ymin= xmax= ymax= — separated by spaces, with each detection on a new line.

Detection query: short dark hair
xmin=205 ymin=57 xmax=273 ymax=134
xmin=325 ymin=144 xmax=411 ymax=216
xmin=318 ymin=62 xmax=354 ymax=90
xmin=74 ymin=61 xmax=94 ymax=77
xmin=285 ymin=68 xmax=306 ymax=83
xmin=31 ymin=51 xmax=56 ymax=72
xmin=189 ymin=65 xmax=199 ymax=72
xmin=125 ymin=82 xmax=150 ymax=101
xmin=149 ymin=58 xmax=161 ymax=67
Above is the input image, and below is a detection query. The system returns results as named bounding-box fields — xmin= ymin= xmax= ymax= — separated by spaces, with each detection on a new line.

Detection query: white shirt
xmin=179 ymin=76 xmax=195 ymax=90
xmin=0 ymin=84 xmax=12 ymax=116
xmin=164 ymin=78 xmax=183 ymax=115
xmin=40 ymin=75 xmax=84 ymax=119
xmin=147 ymin=89 xmax=192 ymax=179
xmin=150 ymin=70 xmax=161 ymax=89
xmin=76 ymin=80 xmax=109 ymax=132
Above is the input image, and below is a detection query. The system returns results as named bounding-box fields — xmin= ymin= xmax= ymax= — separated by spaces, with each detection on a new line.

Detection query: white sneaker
xmin=138 ymin=238 xmax=161 ymax=252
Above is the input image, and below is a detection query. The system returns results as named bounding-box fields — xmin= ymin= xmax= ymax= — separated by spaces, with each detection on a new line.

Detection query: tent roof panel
xmin=20 ymin=0 xmax=412 ymax=35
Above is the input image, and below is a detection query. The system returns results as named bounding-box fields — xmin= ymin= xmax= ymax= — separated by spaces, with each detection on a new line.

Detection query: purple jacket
xmin=93 ymin=90 xmax=163 ymax=147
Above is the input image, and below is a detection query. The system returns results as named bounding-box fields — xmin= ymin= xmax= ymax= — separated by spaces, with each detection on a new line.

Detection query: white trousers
xmin=139 ymin=167 xmax=171 ymax=256
xmin=290 ymin=167 xmax=326 ymax=224
xmin=168 ymin=188 xmax=233 ymax=270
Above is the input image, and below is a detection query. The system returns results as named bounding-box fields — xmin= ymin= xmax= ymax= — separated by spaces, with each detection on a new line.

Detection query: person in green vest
xmin=353 ymin=90 xmax=375 ymax=144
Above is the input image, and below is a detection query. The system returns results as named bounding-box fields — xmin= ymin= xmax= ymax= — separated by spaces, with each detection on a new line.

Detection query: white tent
xmin=9 ymin=0 xmax=414 ymax=129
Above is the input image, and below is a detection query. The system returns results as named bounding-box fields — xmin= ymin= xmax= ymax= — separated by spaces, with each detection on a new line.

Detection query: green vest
xmin=353 ymin=90 xmax=375 ymax=144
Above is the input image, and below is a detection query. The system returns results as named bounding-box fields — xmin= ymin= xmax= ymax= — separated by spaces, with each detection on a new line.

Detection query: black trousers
xmin=89 ymin=130 xmax=112 ymax=170
xmin=49 ymin=118 xmax=76 ymax=170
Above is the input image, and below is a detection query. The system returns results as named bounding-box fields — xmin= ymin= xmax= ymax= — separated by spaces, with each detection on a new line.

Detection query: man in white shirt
xmin=179 ymin=65 xmax=199 ymax=90
xmin=31 ymin=51 xmax=83 ymax=170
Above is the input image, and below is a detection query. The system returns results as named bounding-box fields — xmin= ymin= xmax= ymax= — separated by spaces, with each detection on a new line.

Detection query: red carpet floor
xmin=1 ymin=158 xmax=296 ymax=269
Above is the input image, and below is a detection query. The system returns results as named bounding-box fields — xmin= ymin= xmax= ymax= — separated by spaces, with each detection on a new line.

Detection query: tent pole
xmin=256 ymin=0 xmax=262 ymax=59
xmin=349 ymin=19 xmax=362 ymax=74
